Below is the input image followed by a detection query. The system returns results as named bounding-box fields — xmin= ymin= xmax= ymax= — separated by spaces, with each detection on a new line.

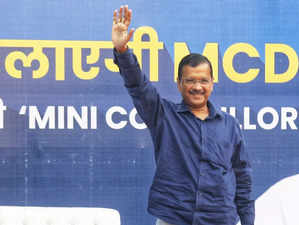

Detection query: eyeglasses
xmin=182 ymin=78 xmax=211 ymax=86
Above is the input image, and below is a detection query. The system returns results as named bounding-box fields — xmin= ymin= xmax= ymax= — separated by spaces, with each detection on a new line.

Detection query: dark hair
xmin=177 ymin=53 xmax=213 ymax=81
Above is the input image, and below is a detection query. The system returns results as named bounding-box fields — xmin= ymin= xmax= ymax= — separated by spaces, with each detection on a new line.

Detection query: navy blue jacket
xmin=114 ymin=49 xmax=255 ymax=225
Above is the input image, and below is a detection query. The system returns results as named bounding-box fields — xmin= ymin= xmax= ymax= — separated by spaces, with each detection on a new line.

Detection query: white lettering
xmin=257 ymin=107 xmax=279 ymax=130
xmin=281 ymin=107 xmax=298 ymax=130
xmin=244 ymin=107 xmax=256 ymax=130
xmin=129 ymin=108 xmax=147 ymax=130
xmin=29 ymin=106 xmax=55 ymax=129
xmin=106 ymin=106 xmax=128 ymax=129
xmin=67 ymin=106 xmax=88 ymax=129
xmin=0 ymin=98 xmax=7 ymax=129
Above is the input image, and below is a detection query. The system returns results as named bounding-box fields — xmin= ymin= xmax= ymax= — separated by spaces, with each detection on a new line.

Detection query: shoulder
xmin=156 ymin=98 xmax=190 ymax=114
xmin=211 ymin=104 xmax=243 ymax=140
xmin=221 ymin=111 xmax=240 ymax=126
xmin=210 ymin=101 xmax=240 ymax=127
xmin=161 ymin=98 xmax=179 ymax=109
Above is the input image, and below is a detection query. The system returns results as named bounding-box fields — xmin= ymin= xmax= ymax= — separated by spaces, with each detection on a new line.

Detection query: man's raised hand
xmin=112 ymin=5 xmax=134 ymax=53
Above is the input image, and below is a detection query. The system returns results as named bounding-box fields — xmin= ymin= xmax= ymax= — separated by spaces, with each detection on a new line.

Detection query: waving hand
xmin=112 ymin=5 xmax=134 ymax=53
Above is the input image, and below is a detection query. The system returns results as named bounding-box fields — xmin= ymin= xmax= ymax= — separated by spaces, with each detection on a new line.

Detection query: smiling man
xmin=177 ymin=54 xmax=214 ymax=120
xmin=112 ymin=5 xmax=255 ymax=225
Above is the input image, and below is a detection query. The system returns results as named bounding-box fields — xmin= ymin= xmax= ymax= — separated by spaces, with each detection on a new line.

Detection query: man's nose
xmin=192 ymin=82 xmax=203 ymax=90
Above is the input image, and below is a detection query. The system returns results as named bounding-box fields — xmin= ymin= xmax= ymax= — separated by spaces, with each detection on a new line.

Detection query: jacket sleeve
xmin=113 ymin=48 xmax=164 ymax=128
xmin=232 ymin=122 xmax=255 ymax=225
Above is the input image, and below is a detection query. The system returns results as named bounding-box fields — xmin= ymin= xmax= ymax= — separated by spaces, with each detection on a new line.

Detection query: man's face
xmin=177 ymin=63 xmax=213 ymax=109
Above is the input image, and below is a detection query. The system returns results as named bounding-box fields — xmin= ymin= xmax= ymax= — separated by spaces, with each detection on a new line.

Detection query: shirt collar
xmin=175 ymin=100 xmax=223 ymax=119
xmin=207 ymin=100 xmax=224 ymax=119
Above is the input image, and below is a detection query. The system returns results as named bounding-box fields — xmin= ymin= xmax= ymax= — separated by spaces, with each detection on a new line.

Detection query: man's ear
xmin=177 ymin=79 xmax=182 ymax=93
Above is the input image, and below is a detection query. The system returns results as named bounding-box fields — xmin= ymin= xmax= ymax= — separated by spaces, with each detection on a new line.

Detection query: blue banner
xmin=0 ymin=1 xmax=298 ymax=225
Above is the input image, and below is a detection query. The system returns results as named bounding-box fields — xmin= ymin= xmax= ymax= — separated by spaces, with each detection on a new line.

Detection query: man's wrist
xmin=116 ymin=45 xmax=128 ymax=54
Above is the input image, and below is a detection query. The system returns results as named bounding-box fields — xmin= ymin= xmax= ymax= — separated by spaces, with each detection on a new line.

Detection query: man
xmin=112 ymin=5 xmax=254 ymax=225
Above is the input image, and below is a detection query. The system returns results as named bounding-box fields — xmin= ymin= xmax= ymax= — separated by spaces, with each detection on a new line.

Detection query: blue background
xmin=0 ymin=1 xmax=299 ymax=225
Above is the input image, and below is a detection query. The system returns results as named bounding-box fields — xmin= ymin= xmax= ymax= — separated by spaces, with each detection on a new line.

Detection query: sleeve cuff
xmin=240 ymin=214 xmax=254 ymax=225
xmin=113 ymin=48 xmax=138 ymax=68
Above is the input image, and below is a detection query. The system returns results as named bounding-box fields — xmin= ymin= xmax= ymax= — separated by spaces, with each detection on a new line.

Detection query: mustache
xmin=189 ymin=89 xmax=204 ymax=95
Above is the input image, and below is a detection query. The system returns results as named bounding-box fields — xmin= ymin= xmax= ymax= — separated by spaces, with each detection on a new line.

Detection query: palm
xmin=112 ymin=23 xmax=129 ymax=48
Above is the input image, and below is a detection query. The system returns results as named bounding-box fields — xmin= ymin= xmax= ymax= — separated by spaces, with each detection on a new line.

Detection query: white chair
xmin=0 ymin=206 xmax=120 ymax=225
xmin=236 ymin=174 xmax=299 ymax=225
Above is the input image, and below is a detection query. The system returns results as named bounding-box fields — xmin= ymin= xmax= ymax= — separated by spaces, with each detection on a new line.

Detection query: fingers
xmin=126 ymin=28 xmax=135 ymax=43
xmin=124 ymin=5 xmax=129 ymax=21
xmin=113 ymin=5 xmax=132 ymax=25
xmin=118 ymin=6 xmax=123 ymax=23
xmin=113 ymin=10 xmax=117 ymax=24
xmin=124 ymin=7 xmax=132 ymax=26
